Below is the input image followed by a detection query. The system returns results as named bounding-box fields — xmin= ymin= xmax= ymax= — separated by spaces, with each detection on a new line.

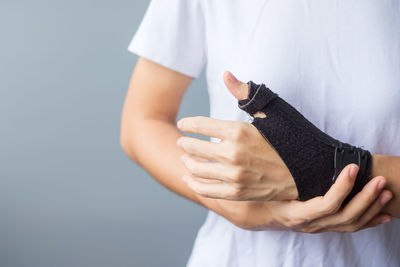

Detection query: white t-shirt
xmin=128 ymin=1 xmax=400 ymax=266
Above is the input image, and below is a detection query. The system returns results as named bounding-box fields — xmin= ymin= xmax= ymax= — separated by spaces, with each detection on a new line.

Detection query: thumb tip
xmin=223 ymin=71 xmax=249 ymax=100
xmin=223 ymin=70 xmax=236 ymax=84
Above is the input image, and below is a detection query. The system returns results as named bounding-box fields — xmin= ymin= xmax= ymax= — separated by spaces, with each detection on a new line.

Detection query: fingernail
xmin=176 ymin=138 xmax=181 ymax=147
xmin=380 ymin=217 xmax=391 ymax=224
xmin=180 ymin=154 xmax=185 ymax=162
xmin=177 ymin=119 xmax=182 ymax=129
xmin=380 ymin=193 xmax=392 ymax=205
xmin=378 ymin=179 xmax=386 ymax=191
xmin=349 ymin=165 xmax=358 ymax=180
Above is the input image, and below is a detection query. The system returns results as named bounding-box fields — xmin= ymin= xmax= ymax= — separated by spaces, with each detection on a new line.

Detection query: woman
xmin=120 ymin=1 xmax=400 ymax=266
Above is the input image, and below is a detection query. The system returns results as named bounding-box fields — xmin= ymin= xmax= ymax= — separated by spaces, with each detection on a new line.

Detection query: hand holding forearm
xmin=122 ymin=58 xmax=393 ymax=236
xmin=124 ymin=114 xmax=392 ymax=233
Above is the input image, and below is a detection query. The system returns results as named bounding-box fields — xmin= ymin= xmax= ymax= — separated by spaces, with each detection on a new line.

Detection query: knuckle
xmin=341 ymin=214 xmax=356 ymax=225
xmin=190 ymin=116 xmax=204 ymax=130
xmin=230 ymin=167 xmax=246 ymax=182
xmin=187 ymin=161 xmax=200 ymax=175
xmin=366 ymin=190 xmax=378 ymax=203
xmin=230 ymin=185 xmax=246 ymax=200
xmin=199 ymin=192 xmax=212 ymax=198
xmin=227 ymin=147 xmax=243 ymax=165
xmin=322 ymin=199 xmax=340 ymax=215
xmin=326 ymin=205 xmax=340 ymax=216
xmin=286 ymin=217 xmax=307 ymax=229
xmin=188 ymin=183 xmax=208 ymax=197
xmin=182 ymin=155 xmax=193 ymax=168
xmin=295 ymin=217 xmax=307 ymax=227
xmin=304 ymin=227 xmax=319 ymax=234
xmin=187 ymin=166 xmax=198 ymax=176
xmin=347 ymin=224 xmax=360 ymax=233
xmin=196 ymin=188 xmax=211 ymax=198
xmin=180 ymin=137 xmax=192 ymax=150
xmin=231 ymin=125 xmax=248 ymax=142
xmin=283 ymin=220 xmax=294 ymax=229
xmin=178 ymin=137 xmax=187 ymax=148
xmin=352 ymin=223 xmax=362 ymax=232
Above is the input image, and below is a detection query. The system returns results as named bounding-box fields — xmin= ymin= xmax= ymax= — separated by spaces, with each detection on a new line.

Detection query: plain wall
xmin=0 ymin=1 xmax=209 ymax=266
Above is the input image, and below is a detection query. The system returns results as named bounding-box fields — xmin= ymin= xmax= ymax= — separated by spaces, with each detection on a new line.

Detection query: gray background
xmin=0 ymin=1 xmax=209 ymax=266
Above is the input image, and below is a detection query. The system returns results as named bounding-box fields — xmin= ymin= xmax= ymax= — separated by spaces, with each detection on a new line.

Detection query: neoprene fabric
xmin=238 ymin=81 xmax=372 ymax=203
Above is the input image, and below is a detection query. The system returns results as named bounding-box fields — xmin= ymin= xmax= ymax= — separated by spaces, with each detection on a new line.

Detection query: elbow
xmin=120 ymin=127 xmax=139 ymax=164
xmin=119 ymin=132 xmax=130 ymax=156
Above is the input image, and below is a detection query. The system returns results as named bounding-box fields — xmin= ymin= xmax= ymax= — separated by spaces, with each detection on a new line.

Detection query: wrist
xmin=371 ymin=154 xmax=385 ymax=178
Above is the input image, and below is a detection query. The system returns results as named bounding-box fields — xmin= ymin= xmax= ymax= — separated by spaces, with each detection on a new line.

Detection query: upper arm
xmin=120 ymin=57 xmax=193 ymax=154
xmin=122 ymin=57 xmax=193 ymax=122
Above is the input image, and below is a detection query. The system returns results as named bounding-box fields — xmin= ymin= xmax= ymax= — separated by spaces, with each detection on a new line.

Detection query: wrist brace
xmin=238 ymin=81 xmax=372 ymax=203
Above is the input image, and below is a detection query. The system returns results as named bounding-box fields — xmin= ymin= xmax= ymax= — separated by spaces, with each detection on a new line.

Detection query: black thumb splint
xmin=238 ymin=81 xmax=372 ymax=203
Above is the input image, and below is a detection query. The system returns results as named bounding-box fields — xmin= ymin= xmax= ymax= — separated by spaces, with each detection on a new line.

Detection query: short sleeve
xmin=128 ymin=0 xmax=207 ymax=78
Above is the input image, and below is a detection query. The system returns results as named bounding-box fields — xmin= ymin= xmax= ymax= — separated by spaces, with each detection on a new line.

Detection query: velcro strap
xmin=332 ymin=146 xmax=369 ymax=182
xmin=238 ymin=81 xmax=278 ymax=115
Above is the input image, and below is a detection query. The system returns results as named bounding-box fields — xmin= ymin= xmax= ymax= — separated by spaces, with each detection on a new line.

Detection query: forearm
xmin=372 ymin=155 xmax=400 ymax=217
xmin=122 ymin=117 xmax=201 ymax=202
xmin=121 ymin=117 xmax=255 ymax=224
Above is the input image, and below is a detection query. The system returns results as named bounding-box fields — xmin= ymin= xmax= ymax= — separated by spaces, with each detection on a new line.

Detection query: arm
xmin=120 ymin=57 xmax=200 ymax=203
xmin=121 ymin=57 xmax=391 ymax=232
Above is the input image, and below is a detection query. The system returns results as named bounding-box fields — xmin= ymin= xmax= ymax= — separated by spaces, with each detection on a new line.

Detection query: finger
xmin=265 ymin=164 xmax=358 ymax=230
xmin=223 ymin=71 xmax=249 ymax=101
xmin=181 ymin=154 xmax=235 ymax=182
xmin=336 ymin=176 xmax=387 ymax=225
xmin=296 ymin=164 xmax=359 ymax=221
xmin=363 ymin=213 xmax=392 ymax=229
xmin=177 ymin=136 xmax=222 ymax=160
xmin=302 ymin=211 xmax=392 ymax=234
xmin=304 ymin=176 xmax=386 ymax=232
xmin=351 ymin=190 xmax=392 ymax=231
xmin=177 ymin=116 xmax=239 ymax=139
xmin=182 ymin=174 xmax=241 ymax=200
xmin=188 ymin=154 xmax=215 ymax=162
xmin=318 ymin=164 xmax=360 ymax=214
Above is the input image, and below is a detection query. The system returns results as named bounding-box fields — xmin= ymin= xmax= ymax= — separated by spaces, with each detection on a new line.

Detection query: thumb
xmin=223 ymin=71 xmax=249 ymax=100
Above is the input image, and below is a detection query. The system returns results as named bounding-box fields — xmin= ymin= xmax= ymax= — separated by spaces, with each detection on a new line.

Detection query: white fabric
xmin=128 ymin=1 xmax=400 ymax=266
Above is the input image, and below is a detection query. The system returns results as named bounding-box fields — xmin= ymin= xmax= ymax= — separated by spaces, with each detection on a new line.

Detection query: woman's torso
xmin=188 ymin=1 xmax=400 ymax=266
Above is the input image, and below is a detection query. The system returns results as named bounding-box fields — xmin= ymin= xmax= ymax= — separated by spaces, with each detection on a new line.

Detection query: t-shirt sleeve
xmin=128 ymin=0 xmax=207 ymax=78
